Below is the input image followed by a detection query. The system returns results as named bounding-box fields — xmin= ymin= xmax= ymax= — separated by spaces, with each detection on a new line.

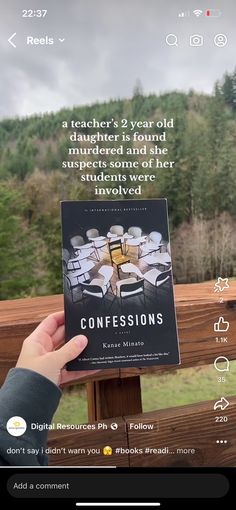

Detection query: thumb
xmin=53 ymin=335 xmax=88 ymax=368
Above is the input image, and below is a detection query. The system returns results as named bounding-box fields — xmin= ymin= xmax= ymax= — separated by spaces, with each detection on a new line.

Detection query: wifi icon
xmin=193 ymin=9 xmax=203 ymax=17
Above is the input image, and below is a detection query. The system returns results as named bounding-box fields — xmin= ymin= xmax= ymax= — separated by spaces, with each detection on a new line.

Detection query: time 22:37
xmin=22 ymin=10 xmax=47 ymax=18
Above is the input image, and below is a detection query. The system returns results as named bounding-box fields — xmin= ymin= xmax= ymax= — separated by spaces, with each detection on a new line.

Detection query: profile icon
xmin=6 ymin=416 xmax=27 ymax=437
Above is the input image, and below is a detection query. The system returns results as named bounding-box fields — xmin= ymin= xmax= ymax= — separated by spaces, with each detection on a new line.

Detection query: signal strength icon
xmin=178 ymin=11 xmax=190 ymax=17
xmin=193 ymin=9 xmax=203 ymax=17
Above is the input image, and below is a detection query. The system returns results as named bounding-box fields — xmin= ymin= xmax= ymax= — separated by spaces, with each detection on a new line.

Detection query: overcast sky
xmin=0 ymin=0 xmax=235 ymax=119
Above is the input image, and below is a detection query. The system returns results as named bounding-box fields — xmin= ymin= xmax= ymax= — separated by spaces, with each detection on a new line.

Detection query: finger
xmin=35 ymin=311 xmax=65 ymax=337
xmin=60 ymin=369 xmax=100 ymax=385
xmin=51 ymin=324 xmax=65 ymax=348
xmin=52 ymin=335 xmax=88 ymax=368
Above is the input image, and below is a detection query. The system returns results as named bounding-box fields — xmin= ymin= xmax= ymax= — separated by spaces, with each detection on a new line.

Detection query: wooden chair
xmin=108 ymin=239 xmax=130 ymax=278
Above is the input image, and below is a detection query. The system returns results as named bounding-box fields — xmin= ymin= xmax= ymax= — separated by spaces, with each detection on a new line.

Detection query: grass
xmin=53 ymin=386 xmax=88 ymax=424
xmin=142 ymin=361 xmax=236 ymax=412
xmin=53 ymin=361 xmax=236 ymax=425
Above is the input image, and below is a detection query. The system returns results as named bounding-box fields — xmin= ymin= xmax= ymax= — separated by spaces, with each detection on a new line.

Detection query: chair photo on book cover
xmin=61 ymin=199 xmax=180 ymax=371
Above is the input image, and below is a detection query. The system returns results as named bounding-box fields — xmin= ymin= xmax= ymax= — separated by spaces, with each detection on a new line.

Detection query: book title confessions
xmin=61 ymin=199 xmax=180 ymax=370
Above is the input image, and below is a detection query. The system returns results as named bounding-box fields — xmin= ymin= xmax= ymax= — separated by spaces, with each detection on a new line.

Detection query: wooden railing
xmin=1 ymin=281 xmax=236 ymax=467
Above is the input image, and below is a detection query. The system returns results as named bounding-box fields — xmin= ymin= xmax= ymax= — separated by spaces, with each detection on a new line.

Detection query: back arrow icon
xmin=8 ymin=33 xmax=16 ymax=48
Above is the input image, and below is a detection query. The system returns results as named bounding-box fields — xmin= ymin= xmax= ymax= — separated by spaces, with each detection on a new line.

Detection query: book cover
xmin=61 ymin=199 xmax=180 ymax=370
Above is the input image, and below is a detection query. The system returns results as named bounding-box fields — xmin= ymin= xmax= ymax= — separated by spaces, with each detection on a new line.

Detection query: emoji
xmin=103 ymin=445 xmax=113 ymax=456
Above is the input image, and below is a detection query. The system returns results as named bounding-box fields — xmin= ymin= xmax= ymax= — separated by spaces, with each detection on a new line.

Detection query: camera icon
xmin=190 ymin=34 xmax=204 ymax=46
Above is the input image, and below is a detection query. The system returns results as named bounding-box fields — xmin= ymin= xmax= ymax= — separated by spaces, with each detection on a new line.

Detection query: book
xmin=61 ymin=199 xmax=180 ymax=370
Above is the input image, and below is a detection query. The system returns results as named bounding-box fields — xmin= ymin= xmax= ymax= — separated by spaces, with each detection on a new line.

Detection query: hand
xmin=16 ymin=311 xmax=92 ymax=386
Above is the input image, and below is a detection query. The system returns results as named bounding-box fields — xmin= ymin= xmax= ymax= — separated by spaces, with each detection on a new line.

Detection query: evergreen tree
xmin=0 ymin=182 xmax=40 ymax=299
xmin=221 ymin=70 xmax=236 ymax=110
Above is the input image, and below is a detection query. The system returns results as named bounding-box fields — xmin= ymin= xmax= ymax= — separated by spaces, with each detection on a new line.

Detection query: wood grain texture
xmin=1 ymin=284 xmax=235 ymax=467
xmin=126 ymin=396 xmax=236 ymax=467
xmin=120 ymin=300 xmax=236 ymax=378
xmin=48 ymin=417 xmax=128 ymax=466
xmin=0 ymin=282 xmax=235 ymax=385
xmin=48 ymin=397 xmax=236 ymax=467
xmin=87 ymin=376 xmax=142 ymax=421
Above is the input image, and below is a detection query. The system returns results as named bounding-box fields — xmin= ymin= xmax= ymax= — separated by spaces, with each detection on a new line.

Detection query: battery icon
xmin=205 ymin=9 xmax=222 ymax=17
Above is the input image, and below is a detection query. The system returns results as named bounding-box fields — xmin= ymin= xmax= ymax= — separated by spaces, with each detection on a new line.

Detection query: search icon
xmin=166 ymin=33 xmax=178 ymax=46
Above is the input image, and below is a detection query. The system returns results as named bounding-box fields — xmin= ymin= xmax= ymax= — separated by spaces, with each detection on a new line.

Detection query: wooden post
xmin=87 ymin=376 xmax=142 ymax=421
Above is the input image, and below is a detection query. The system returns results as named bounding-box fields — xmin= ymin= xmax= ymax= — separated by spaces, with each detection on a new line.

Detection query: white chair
xmin=143 ymin=252 xmax=171 ymax=267
xmin=64 ymin=247 xmax=80 ymax=271
xmin=150 ymin=231 xmax=162 ymax=244
xmin=125 ymin=228 xmax=147 ymax=257
xmin=64 ymin=261 xmax=95 ymax=303
xmin=116 ymin=277 xmax=146 ymax=308
xmin=72 ymin=234 xmax=100 ymax=262
xmin=70 ymin=235 xmax=84 ymax=256
xmin=86 ymin=228 xmax=107 ymax=259
xmin=140 ymin=231 xmax=162 ymax=258
xmin=98 ymin=265 xmax=113 ymax=286
xmin=128 ymin=226 xmax=142 ymax=238
xmin=81 ymin=265 xmax=113 ymax=299
xmin=76 ymin=242 xmax=94 ymax=250
xmin=70 ymin=235 xmax=84 ymax=248
xmin=107 ymin=225 xmax=124 ymax=239
xmin=70 ymin=235 xmax=95 ymax=258
xmin=116 ymin=277 xmax=145 ymax=298
xmin=120 ymin=262 xmax=144 ymax=280
xmin=86 ymin=228 xmax=99 ymax=239
xmin=144 ymin=267 xmax=171 ymax=288
xmin=67 ymin=248 xmax=95 ymax=270
xmin=67 ymin=261 xmax=95 ymax=282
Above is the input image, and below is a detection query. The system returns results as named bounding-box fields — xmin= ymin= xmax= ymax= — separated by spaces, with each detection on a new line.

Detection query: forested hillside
xmin=1 ymin=71 xmax=236 ymax=299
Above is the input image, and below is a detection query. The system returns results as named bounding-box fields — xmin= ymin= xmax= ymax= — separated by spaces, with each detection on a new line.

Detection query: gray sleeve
xmin=0 ymin=368 xmax=61 ymax=466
